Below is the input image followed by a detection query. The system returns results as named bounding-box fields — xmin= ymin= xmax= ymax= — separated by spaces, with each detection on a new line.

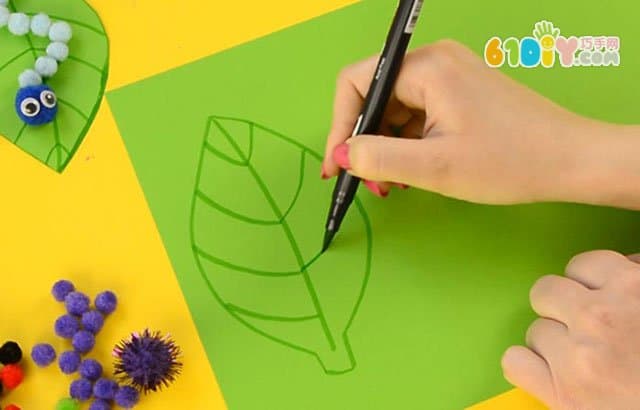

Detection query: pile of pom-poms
xmin=31 ymin=279 xmax=184 ymax=409
xmin=0 ymin=341 xmax=24 ymax=410
xmin=31 ymin=280 xmax=133 ymax=409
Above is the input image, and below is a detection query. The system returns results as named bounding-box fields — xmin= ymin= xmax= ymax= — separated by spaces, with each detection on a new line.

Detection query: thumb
xmin=342 ymin=135 xmax=451 ymax=188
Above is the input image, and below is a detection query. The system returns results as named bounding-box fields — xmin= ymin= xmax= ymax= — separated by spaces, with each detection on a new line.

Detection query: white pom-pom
xmin=19 ymin=69 xmax=43 ymax=88
xmin=30 ymin=13 xmax=51 ymax=37
xmin=35 ymin=56 xmax=58 ymax=77
xmin=0 ymin=6 xmax=10 ymax=28
xmin=49 ymin=21 xmax=72 ymax=43
xmin=47 ymin=42 xmax=70 ymax=62
xmin=8 ymin=12 xmax=30 ymax=36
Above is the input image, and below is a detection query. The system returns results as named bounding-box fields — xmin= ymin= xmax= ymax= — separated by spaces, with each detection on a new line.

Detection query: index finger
xmin=321 ymin=60 xmax=370 ymax=177
xmin=321 ymin=51 xmax=430 ymax=177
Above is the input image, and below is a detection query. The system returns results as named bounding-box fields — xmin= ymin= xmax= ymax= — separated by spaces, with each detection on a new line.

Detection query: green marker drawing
xmin=190 ymin=116 xmax=372 ymax=374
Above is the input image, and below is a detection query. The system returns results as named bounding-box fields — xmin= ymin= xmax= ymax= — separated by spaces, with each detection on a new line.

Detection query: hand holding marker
xmin=322 ymin=0 xmax=423 ymax=251
xmin=319 ymin=2 xmax=640 ymax=407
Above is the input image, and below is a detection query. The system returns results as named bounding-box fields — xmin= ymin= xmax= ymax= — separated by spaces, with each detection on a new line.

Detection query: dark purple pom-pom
xmin=72 ymin=331 xmax=95 ymax=354
xmin=52 ymin=280 xmax=75 ymax=302
xmin=88 ymin=399 xmax=111 ymax=410
xmin=81 ymin=310 xmax=104 ymax=334
xmin=94 ymin=291 xmax=117 ymax=315
xmin=93 ymin=378 xmax=119 ymax=400
xmin=65 ymin=292 xmax=90 ymax=316
xmin=59 ymin=350 xmax=82 ymax=374
xmin=114 ymin=385 xmax=139 ymax=408
xmin=79 ymin=359 xmax=103 ymax=381
xmin=70 ymin=378 xmax=93 ymax=401
xmin=55 ymin=314 xmax=80 ymax=339
xmin=31 ymin=343 xmax=56 ymax=367
xmin=113 ymin=329 xmax=182 ymax=393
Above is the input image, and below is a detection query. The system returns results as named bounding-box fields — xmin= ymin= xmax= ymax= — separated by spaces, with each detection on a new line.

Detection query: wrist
xmin=553 ymin=119 xmax=640 ymax=209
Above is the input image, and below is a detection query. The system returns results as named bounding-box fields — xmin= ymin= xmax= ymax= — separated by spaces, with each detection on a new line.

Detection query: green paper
xmin=108 ymin=1 xmax=640 ymax=408
xmin=0 ymin=0 xmax=108 ymax=172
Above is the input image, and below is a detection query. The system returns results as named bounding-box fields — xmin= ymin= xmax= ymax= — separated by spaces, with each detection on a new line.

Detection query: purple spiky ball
xmin=113 ymin=329 xmax=182 ymax=393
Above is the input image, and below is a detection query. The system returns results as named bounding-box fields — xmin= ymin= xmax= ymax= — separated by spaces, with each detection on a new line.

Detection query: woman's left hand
xmin=502 ymin=250 xmax=640 ymax=410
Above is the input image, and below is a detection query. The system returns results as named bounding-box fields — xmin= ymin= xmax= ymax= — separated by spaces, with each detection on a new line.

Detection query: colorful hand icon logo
xmin=533 ymin=20 xmax=560 ymax=67
xmin=534 ymin=20 xmax=561 ymax=48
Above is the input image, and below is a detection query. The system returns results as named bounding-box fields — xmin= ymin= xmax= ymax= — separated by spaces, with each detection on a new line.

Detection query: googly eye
xmin=40 ymin=89 xmax=57 ymax=108
xmin=20 ymin=97 xmax=41 ymax=117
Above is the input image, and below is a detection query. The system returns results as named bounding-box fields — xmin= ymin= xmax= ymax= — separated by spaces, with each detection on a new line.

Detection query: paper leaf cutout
xmin=190 ymin=117 xmax=372 ymax=374
xmin=0 ymin=0 xmax=109 ymax=172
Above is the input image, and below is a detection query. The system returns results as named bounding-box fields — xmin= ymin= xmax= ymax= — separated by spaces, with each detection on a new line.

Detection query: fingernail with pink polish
xmin=363 ymin=180 xmax=388 ymax=198
xmin=320 ymin=164 xmax=329 ymax=180
xmin=333 ymin=143 xmax=351 ymax=170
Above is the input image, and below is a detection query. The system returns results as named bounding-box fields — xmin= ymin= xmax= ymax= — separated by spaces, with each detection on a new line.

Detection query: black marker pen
xmin=322 ymin=0 xmax=424 ymax=251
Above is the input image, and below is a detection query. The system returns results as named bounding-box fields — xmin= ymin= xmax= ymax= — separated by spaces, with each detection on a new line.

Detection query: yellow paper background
xmin=469 ymin=389 xmax=547 ymax=410
xmin=0 ymin=0 xmax=541 ymax=408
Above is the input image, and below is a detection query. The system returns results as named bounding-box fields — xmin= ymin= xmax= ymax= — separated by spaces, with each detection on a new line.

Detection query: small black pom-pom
xmin=0 ymin=341 xmax=23 ymax=365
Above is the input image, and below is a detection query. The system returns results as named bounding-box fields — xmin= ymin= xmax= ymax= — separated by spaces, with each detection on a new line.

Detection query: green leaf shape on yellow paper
xmin=190 ymin=117 xmax=372 ymax=374
xmin=0 ymin=0 xmax=109 ymax=172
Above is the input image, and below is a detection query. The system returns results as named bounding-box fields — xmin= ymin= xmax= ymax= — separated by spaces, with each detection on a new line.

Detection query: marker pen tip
xmin=322 ymin=230 xmax=335 ymax=253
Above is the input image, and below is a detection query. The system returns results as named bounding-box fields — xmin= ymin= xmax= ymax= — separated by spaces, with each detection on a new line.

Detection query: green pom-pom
xmin=56 ymin=398 xmax=79 ymax=410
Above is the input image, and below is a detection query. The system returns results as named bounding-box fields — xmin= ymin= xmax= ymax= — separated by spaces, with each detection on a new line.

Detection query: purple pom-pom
xmin=81 ymin=310 xmax=104 ymax=334
xmin=55 ymin=314 xmax=80 ymax=339
xmin=94 ymin=291 xmax=117 ymax=315
xmin=65 ymin=292 xmax=90 ymax=316
xmin=52 ymin=280 xmax=75 ymax=302
xmin=72 ymin=330 xmax=95 ymax=354
xmin=59 ymin=350 xmax=82 ymax=374
xmin=89 ymin=399 xmax=111 ymax=410
xmin=70 ymin=378 xmax=93 ymax=401
xmin=93 ymin=378 xmax=119 ymax=400
xmin=31 ymin=343 xmax=56 ymax=367
xmin=114 ymin=385 xmax=140 ymax=408
xmin=79 ymin=358 xmax=103 ymax=381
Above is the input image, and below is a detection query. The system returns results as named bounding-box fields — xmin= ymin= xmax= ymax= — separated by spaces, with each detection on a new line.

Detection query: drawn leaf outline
xmin=190 ymin=116 xmax=372 ymax=374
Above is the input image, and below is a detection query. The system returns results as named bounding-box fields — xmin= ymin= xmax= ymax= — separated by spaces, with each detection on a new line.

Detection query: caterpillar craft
xmin=0 ymin=0 xmax=72 ymax=126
